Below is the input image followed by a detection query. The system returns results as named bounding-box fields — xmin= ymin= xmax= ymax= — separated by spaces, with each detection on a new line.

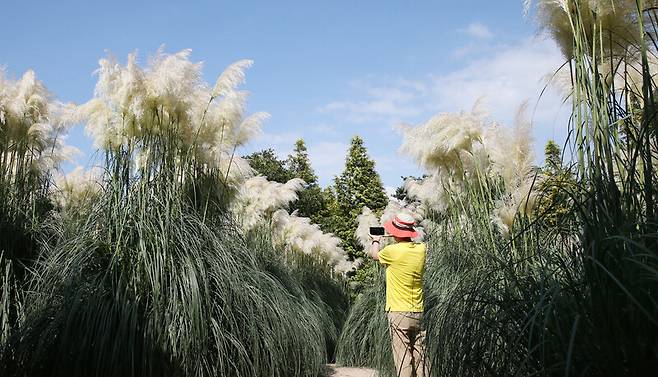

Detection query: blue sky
xmin=0 ymin=0 xmax=569 ymax=190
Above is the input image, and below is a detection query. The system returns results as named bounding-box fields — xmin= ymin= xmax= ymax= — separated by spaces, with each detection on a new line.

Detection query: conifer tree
xmin=332 ymin=136 xmax=388 ymax=259
xmin=287 ymin=139 xmax=317 ymax=184
xmin=286 ymin=139 xmax=325 ymax=220
xmin=538 ymin=140 xmax=577 ymax=231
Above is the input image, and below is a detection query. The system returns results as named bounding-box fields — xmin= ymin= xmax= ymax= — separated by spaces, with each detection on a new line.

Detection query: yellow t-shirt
xmin=378 ymin=242 xmax=426 ymax=312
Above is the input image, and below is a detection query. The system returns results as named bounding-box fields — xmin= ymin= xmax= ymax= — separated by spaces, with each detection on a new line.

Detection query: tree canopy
xmin=331 ymin=136 xmax=388 ymax=259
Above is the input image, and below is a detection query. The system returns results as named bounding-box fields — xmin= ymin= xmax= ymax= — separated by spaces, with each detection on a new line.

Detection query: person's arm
xmin=369 ymin=235 xmax=382 ymax=261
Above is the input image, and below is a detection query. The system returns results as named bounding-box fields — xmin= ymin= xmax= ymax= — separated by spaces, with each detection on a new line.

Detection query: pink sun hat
xmin=383 ymin=213 xmax=419 ymax=238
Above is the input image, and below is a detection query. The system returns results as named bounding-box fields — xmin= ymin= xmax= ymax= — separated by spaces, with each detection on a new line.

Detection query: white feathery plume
xmin=81 ymin=98 xmax=124 ymax=149
xmin=487 ymin=104 xmax=538 ymax=237
xmin=271 ymin=209 xmax=353 ymax=274
xmin=491 ymin=174 xmax=540 ymax=238
xmin=607 ymin=53 xmax=658 ymax=100
xmin=398 ymin=102 xmax=540 ymax=237
xmin=9 ymin=70 xmax=49 ymax=119
xmin=218 ymin=154 xmax=254 ymax=185
xmin=79 ymin=50 xmax=264 ymax=172
xmin=94 ymin=52 xmax=146 ymax=120
xmin=52 ymin=166 xmax=104 ymax=210
xmin=355 ymin=207 xmax=381 ymax=249
xmin=214 ymin=90 xmax=249 ymax=130
xmin=0 ymin=69 xmax=78 ymax=175
xmin=530 ymin=0 xmax=645 ymax=58
xmin=404 ymin=173 xmax=455 ymax=213
xmin=399 ymin=108 xmax=486 ymax=177
xmin=234 ymin=112 xmax=268 ymax=146
xmin=211 ymin=59 xmax=253 ymax=98
xmin=51 ymin=166 xmax=103 ymax=209
xmin=399 ymin=110 xmax=471 ymax=215
xmin=491 ymin=199 xmax=518 ymax=238
xmin=32 ymin=141 xmax=80 ymax=175
xmin=50 ymin=101 xmax=81 ymax=132
xmin=231 ymin=177 xmax=304 ymax=230
xmin=145 ymin=48 xmax=201 ymax=118
xmin=485 ymin=103 xmax=534 ymax=190
xmin=199 ymin=90 xmax=249 ymax=149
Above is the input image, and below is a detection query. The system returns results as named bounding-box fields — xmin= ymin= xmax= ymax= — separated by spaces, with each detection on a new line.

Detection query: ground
xmin=324 ymin=364 xmax=378 ymax=377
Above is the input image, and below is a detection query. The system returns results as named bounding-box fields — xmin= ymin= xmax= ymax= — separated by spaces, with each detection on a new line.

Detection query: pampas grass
xmin=527 ymin=0 xmax=647 ymax=58
xmin=232 ymin=176 xmax=305 ymax=229
xmin=338 ymin=2 xmax=658 ymax=376
xmin=398 ymin=103 xmax=539 ymax=237
xmin=1 ymin=49 xmax=350 ymax=377
xmin=51 ymin=166 xmax=104 ymax=213
xmin=272 ymin=210 xmax=354 ymax=274
xmin=0 ymin=68 xmax=77 ymax=358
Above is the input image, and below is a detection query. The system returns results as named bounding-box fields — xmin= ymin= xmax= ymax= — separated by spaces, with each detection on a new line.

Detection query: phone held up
xmin=369 ymin=226 xmax=385 ymax=236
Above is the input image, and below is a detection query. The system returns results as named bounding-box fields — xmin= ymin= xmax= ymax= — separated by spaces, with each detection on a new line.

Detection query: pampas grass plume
xmin=212 ymin=59 xmax=253 ymax=98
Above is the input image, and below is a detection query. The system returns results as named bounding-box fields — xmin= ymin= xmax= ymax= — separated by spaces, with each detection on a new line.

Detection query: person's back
xmin=378 ymin=241 xmax=426 ymax=313
xmin=369 ymin=213 xmax=428 ymax=377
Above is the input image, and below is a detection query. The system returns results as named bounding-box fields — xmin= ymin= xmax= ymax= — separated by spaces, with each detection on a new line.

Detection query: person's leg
xmin=412 ymin=326 xmax=427 ymax=377
xmin=388 ymin=312 xmax=414 ymax=377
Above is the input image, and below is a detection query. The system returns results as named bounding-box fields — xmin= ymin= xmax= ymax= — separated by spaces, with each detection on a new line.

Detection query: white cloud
xmin=319 ymin=36 xmax=571 ymax=180
xmin=322 ymin=37 xmax=567 ymax=129
xmin=318 ymin=79 xmax=430 ymax=124
xmin=309 ymin=123 xmax=337 ymax=135
xmin=308 ymin=141 xmax=349 ymax=185
xmin=462 ymin=22 xmax=494 ymax=39
xmin=431 ymin=37 xmax=567 ymax=130
xmin=245 ymin=130 xmax=301 ymax=158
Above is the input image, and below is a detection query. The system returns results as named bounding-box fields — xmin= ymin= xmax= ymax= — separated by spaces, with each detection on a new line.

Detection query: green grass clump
xmin=335 ymin=266 xmax=394 ymax=375
xmin=1 ymin=177 xmax=337 ymax=377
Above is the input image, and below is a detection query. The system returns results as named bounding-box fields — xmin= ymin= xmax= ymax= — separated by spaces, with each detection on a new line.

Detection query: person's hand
xmin=370 ymin=234 xmax=382 ymax=243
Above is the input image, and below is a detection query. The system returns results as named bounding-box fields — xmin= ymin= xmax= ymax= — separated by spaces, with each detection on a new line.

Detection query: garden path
xmin=324 ymin=364 xmax=378 ymax=377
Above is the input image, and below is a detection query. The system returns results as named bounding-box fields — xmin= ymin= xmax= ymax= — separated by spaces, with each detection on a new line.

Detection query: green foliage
xmin=0 ymin=72 xmax=59 ymax=359
xmin=244 ymin=140 xmax=327 ymax=221
xmin=346 ymin=259 xmax=379 ymax=297
xmin=286 ymin=139 xmax=317 ymax=184
xmin=536 ymin=140 xmax=578 ymax=233
xmin=314 ymin=187 xmax=343 ymax=233
xmin=244 ymin=148 xmax=292 ymax=183
xmin=335 ymin=266 xmax=394 ymax=376
xmin=286 ymin=139 xmax=327 ymax=220
xmin=2 ymin=166 xmax=340 ymax=377
xmin=332 ymin=136 xmax=388 ymax=259
xmin=1 ymin=72 xmax=346 ymax=376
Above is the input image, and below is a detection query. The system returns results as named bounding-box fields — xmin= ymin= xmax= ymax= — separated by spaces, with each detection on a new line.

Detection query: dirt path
xmin=324 ymin=364 xmax=378 ymax=377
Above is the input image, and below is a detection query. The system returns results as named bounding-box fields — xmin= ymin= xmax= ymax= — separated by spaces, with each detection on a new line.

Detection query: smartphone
xmin=369 ymin=226 xmax=385 ymax=236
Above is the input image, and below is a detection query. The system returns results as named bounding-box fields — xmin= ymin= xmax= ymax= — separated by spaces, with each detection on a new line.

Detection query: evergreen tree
xmin=315 ymin=186 xmax=342 ymax=234
xmin=538 ymin=140 xmax=577 ymax=231
xmin=544 ymin=140 xmax=562 ymax=171
xmin=286 ymin=139 xmax=326 ymax=220
xmin=332 ymin=136 xmax=389 ymax=259
xmin=287 ymin=139 xmax=318 ymax=184
xmin=244 ymin=149 xmax=291 ymax=183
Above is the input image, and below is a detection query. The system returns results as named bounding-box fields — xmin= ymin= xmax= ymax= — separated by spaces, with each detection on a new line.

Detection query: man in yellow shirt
xmin=370 ymin=213 xmax=427 ymax=377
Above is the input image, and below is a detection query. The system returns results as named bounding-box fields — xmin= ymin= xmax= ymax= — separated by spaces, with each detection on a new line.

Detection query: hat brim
xmin=383 ymin=219 xmax=418 ymax=238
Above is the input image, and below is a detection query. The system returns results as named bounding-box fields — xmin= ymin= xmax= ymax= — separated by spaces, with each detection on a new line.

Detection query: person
xmin=370 ymin=213 xmax=427 ymax=377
